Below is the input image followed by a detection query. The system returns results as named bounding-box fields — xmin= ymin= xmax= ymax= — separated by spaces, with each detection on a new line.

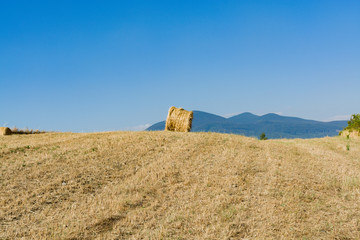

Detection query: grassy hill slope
xmin=1 ymin=132 xmax=360 ymax=239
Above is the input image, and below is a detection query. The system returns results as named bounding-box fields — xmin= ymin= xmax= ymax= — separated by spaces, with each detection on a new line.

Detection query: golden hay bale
xmin=165 ymin=106 xmax=193 ymax=132
xmin=340 ymin=130 xmax=360 ymax=139
xmin=0 ymin=127 xmax=12 ymax=136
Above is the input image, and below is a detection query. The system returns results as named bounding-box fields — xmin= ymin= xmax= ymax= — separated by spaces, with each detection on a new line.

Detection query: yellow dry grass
xmin=0 ymin=127 xmax=12 ymax=136
xmin=1 ymin=131 xmax=360 ymax=239
xmin=165 ymin=106 xmax=193 ymax=132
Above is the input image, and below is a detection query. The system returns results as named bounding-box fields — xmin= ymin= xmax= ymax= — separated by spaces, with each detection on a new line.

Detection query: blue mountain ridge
xmin=146 ymin=111 xmax=347 ymax=139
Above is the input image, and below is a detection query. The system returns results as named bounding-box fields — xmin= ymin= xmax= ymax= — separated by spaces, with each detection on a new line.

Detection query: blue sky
xmin=1 ymin=0 xmax=359 ymax=132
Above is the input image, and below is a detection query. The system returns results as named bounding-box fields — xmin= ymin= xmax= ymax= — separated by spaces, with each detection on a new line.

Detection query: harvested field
xmin=1 ymin=131 xmax=360 ymax=239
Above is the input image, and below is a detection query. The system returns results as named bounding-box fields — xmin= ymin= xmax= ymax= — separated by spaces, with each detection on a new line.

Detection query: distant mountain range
xmin=146 ymin=111 xmax=348 ymax=139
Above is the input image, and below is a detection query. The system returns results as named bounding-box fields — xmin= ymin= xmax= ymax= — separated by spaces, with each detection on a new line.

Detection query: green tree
xmin=346 ymin=114 xmax=360 ymax=130
xmin=259 ymin=132 xmax=268 ymax=140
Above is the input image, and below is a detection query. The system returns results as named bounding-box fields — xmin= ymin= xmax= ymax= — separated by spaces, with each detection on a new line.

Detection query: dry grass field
xmin=1 ymin=131 xmax=360 ymax=239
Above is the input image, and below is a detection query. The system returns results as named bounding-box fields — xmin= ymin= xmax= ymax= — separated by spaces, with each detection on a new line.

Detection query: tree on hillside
xmin=259 ymin=132 xmax=268 ymax=140
xmin=346 ymin=114 xmax=360 ymax=130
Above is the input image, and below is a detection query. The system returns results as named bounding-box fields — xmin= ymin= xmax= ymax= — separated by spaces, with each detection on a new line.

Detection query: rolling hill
xmin=1 ymin=131 xmax=360 ymax=239
xmin=147 ymin=111 xmax=347 ymax=139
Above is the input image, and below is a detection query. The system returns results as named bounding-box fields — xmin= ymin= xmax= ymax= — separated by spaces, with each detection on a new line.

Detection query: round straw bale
xmin=165 ymin=106 xmax=193 ymax=132
xmin=0 ymin=127 xmax=12 ymax=136
xmin=340 ymin=129 xmax=360 ymax=139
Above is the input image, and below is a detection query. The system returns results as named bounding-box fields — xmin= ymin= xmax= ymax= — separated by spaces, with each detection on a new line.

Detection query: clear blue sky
xmin=1 ymin=0 xmax=359 ymax=132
